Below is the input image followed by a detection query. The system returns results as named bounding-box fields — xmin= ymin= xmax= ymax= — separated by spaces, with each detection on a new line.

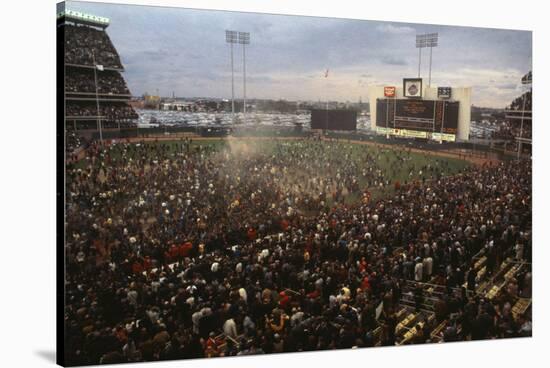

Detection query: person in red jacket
xmin=247 ymin=227 xmax=257 ymax=241
xmin=281 ymin=219 xmax=289 ymax=231
xmin=394 ymin=180 xmax=401 ymax=191
xmin=132 ymin=259 xmax=143 ymax=275
xmin=179 ymin=241 xmax=193 ymax=259
xmin=279 ymin=291 xmax=290 ymax=310
xmin=307 ymin=289 xmax=320 ymax=299
xmin=167 ymin=243 xmax=179 ymax=263
xmin=361 ymin=273 xmax=371 ymax=291
xmin=142 ymin=256 xmax=152 ymax=272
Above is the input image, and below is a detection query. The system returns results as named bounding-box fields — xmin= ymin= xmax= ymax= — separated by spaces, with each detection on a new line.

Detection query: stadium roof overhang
xmin=57 ymin=10 xmax=110 ymax=29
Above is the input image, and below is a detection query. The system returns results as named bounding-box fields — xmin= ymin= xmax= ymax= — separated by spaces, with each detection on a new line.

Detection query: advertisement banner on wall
xmin=376 ymin=127 xmax=392 ymax=135
xmin=376 ymin=127 xmax=456 ymax=141
xmin=431 ymin=132 xmax=457 ymax=142
xmin=384 ymin=86 xmax=396 ymax=97
xmin=399 ymin=129 xmax=428 ymax=138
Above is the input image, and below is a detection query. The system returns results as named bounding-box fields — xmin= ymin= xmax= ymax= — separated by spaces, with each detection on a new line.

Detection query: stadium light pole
xmin=225 ymin=30 xmax=237 ymax=121
xmin=416 ymin=33 xmax=438 ymax=86
xmin=416 ymin=35 xmax=424 ymax=78
xmin=238 ymin=32 xmax=250 ymax=124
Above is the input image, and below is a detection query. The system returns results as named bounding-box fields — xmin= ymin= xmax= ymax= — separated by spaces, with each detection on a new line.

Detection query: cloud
xmin=381 ymin=56 xmax=408 ymax=66
xmin=67 ymin=0 xmax=531 ymax=108
xmin=376 ymin=24 xmax=416 ymax=34
xmin=497 ymin=83 xmax=518 ymax=90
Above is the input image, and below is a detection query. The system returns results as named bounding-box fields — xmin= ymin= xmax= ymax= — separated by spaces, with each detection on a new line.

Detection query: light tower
xmin=238 ymin=32 xmax=250 ymax=123
xmin=225 ymin=30 xmax=237 ymax=120
xmin=415 ymin=33 xmax=438 ymax=87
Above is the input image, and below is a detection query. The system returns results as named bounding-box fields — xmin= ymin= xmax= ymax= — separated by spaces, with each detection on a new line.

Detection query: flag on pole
xmin=96 ymin=65 xmax=104 ymax=71
xmin=324 ymin=69 xmax=329 ymax=78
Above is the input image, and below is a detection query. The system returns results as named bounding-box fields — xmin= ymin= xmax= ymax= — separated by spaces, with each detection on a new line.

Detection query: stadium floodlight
xmin=225 ymin=30 xmax=238 ymax=119
xmin=238 ymin=32 xmax=250 ymax=123
xmin=415 ymin=34 xmax=426 ymax=78
xmin=415 ymin=33 xmax=438 ymax=87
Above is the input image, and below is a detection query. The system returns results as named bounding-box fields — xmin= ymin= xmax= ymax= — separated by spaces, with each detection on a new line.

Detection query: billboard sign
xmin=384 ymin=86 xmax=396 ymax=97
xmin=432 ymin=132 xmax=456 ymax=142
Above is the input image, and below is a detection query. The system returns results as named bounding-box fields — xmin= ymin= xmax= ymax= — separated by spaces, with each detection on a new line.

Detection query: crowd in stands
xmin=65 ymin=24 xmax=123 ymax=69
xmin=489 ymin=90 xmax=533 ymax=142
xmin=66 ymin=130 xmax=86 ymax=155
xmin=63 ymin=23 xmax=136 ymax=129
xmin=491 ymin=121 xmax=532 ymax=141
xmin=63 ymin=138 xmax=532 ymax=365
xmin=66 ymin=101 xmax=138 ymax=121
xmin=65 ymin=68 xmax=130 ymax=95
xmin=508 ymin=91 xmax=532 ymax=112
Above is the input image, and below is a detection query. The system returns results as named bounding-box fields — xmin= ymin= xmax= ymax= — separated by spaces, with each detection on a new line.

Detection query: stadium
xmin=59 ymin=6 xmax=532 ymax=367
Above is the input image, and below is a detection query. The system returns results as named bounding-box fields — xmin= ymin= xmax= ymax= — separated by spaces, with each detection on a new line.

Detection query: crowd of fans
xmin=65 ymin=24 xmax=123 ymax=69
xmin=489 ymin=90 xmax=533 ymax=142
xmin=63 ymin=22 xmax=137 ymax=132
xmin=66 ymin=130 xmax=87 ymax=155
xmin=491 ymin=121 xmax=532 ymax=141
xmin=66 ymin=101 xmax=138 ymax=121
xmin=65 ymin=68 xmax=130 ymax=95
xmin=64 ymin=138 xmax=531 ymax=365
xmin=508 ymin=91 xmax=532 ymax=112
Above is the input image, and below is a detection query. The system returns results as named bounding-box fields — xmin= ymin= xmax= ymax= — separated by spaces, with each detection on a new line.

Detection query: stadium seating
xmin=64 ymin=24 xmax=123 ymax=69
xmin=65 ymin=68 xmax=130 ymax=95
xmin=62 ymin=20 xmax=137 ymax=153
xmin=492 ymin=88 xmax=532 ymax=143
xmin=65 ymin=101 xmax=138 ymax=121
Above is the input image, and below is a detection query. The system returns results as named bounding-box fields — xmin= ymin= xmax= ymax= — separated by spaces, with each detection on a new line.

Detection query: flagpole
xmin=92 ymin=51 xmax=103 ymax=144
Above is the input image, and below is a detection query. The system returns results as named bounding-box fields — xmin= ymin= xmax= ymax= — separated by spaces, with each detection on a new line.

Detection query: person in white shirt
xmin=515 ymin=242 xmax=524 ymax=260
xmin=192 ymin=310 xmax=203 ymax=334
xmin=423 ymin=256 xmax=433 ymax=279
xmin=223 ymin=318 xmax=238 ymax=338
xmin=127 ymin=289 xmax=138 ymax=307
xmin=238 ymin=287 xmax=248 ymax=303
xmin=414 ymin=261 xmax=423 ymax=282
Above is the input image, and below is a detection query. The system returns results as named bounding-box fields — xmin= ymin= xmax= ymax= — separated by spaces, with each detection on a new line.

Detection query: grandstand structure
xmin=504 ymin=71 xmax=532 ymax=156
xmin=58 ymin=9 xmax=137 ymax=146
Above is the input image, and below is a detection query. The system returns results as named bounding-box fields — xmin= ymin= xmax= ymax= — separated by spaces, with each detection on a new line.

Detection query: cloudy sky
xmin=66 ymin=1 xmax=531 ymax=108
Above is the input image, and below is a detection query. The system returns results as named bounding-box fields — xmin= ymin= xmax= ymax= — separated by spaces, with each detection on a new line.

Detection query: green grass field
xmin=74 ymin=138 xmax=471 ymax=203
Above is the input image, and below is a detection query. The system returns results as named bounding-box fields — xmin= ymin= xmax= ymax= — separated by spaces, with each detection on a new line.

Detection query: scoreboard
xmin=310 ymin=109 xmax=357 ymax=131
xmin=376 ymin=98 xmax=459 ymax=140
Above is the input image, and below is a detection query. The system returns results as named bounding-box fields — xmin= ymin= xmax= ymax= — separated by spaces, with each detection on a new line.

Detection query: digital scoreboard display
xmin=376 ymin=98 xmax=459 ymax=139
xmin=311 ymin=109 xmax=357 ymax=131
xmin=395 ymin=99 xmax=435 ymax=119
